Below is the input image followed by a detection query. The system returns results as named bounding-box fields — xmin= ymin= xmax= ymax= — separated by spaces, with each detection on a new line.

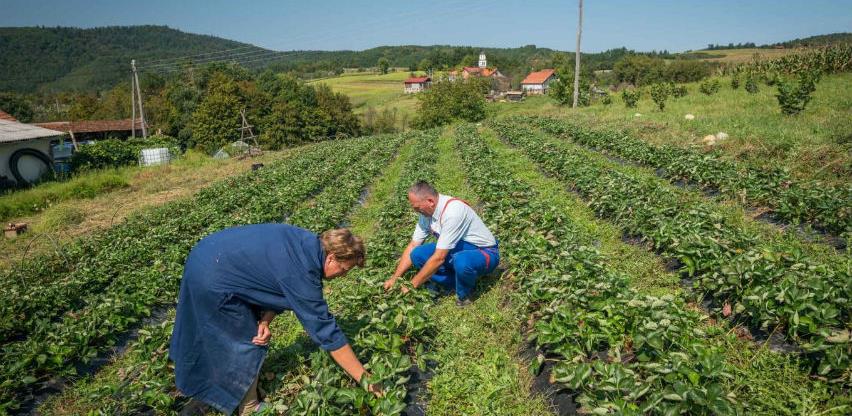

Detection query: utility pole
xmin=131 ymin=59 xmax=148 ymax=138
xmin=572 ymin=0 xmax=584 ymax=108
xmin=131 ymin=72 xmax=136 ymax=139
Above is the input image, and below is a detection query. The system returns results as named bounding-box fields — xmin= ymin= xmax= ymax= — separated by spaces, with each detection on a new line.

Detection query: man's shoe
xmin=455 ymin=298 xmax=472 ymax=308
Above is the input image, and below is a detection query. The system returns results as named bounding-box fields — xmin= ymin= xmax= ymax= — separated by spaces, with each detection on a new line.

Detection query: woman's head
xmin=320 ymin=228 xmax=365 ymax=278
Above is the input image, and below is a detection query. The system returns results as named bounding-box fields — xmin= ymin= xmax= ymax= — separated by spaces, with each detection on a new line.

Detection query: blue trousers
xmin=410 ymin=241 xmax=500 ymax=300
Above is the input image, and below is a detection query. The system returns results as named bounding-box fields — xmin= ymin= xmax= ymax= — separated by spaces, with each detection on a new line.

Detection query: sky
xmin=1 ymin=0 xmax=851 ymax=53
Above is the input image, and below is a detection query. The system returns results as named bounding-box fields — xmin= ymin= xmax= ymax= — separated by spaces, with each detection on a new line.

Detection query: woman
xmin=169 ymin=224 xmax=377 ymax=415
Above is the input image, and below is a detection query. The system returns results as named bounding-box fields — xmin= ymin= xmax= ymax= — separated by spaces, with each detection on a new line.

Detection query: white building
xmin=403 ymin=76 xmax=432 ymax=94
xmin=0 ymin=110 xmax=65 ymax=187
xmin=521 ymin=69 xmax=558 ymax=95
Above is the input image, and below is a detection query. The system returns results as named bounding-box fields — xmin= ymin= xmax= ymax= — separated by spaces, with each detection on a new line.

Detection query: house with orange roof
xmin=521 ymin=69 xmax=558 ymax=95
xmin=403 ymin=76 xmax=432 ymax=94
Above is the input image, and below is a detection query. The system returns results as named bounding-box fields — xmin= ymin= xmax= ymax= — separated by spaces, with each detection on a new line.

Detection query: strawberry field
xmin=3 ymin=120 xmax=849 ymax=416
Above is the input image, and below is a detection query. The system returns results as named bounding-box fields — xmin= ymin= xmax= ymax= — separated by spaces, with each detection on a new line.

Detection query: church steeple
xmin=478 ymin=51 xmax=487 ymax=69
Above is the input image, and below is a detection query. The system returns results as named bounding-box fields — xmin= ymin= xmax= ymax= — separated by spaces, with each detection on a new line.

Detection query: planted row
xmin=528 ymin=115 xmax=851 ymax=238
xmin=454 ymin=124 xmax=738 ymax=414
xmin=0 ymin=136 xmax=388 ymax=412
xmin=491 ymin=120 xmax=851 ymax=384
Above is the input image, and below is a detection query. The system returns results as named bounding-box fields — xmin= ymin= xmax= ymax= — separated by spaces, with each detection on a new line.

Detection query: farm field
xmin=490 ymin=72 xmax=852 ymax=186
xmin=307 ymin=71 xmax=425 ymax=128
xmin=3 ymin=114 xmax=846 ymax=415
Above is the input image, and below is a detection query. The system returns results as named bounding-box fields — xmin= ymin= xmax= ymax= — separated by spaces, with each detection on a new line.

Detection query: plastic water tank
xmin=140 ymin=148 xmax=171 ymax=166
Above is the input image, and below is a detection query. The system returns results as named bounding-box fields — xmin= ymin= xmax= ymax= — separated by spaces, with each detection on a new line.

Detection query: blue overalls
xmin=409 ymin=198 xmax=500 ymax=300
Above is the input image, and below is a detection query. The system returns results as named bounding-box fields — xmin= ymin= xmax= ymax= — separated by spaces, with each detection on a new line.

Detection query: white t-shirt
xmin=411 ymin=194 xmax=497 ymax=250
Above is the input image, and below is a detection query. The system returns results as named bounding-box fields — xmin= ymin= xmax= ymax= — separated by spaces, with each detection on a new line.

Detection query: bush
xmin=621 ymin=88 xmax=641 ymax=108
xmin=699 ymin=79 xmax=721 ymax=95
xmin=414 ymin=79 xmax=487 ymax=128
xmin=550 ymin=76 xmax=590 ymax=107
xmin=650 ymin=83 xmax=671 ymax=111
xmin=672 ymin=84 xmax=688 ymax=98
xmin=745 ymin=76 xmax=759 ymax=94
xmin=776 ymin=71 xmax=819 ymax=115
xmin=731 ymin=75 xmax=740 ymax=89
xmin=71 ymin=135 xmax=180 ymax=171
xmin=601 ymin=93 xmax=612 ymax=105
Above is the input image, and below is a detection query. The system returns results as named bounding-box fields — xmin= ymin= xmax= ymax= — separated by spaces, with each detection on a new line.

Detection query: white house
xmin=403 ymin=76 xmax=432 ymax=94
xmin=521 ymin=69 xmax=558 ymax=95
xmin=0 ymin=110 xmax=65 ymax=187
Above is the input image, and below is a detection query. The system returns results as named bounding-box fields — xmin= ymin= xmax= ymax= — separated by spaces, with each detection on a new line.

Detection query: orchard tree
xmin=378 ymin=57 xmax=390 ymax=74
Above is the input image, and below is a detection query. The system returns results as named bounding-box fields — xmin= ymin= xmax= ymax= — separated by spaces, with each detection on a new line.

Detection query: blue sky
xmin=2 ymin=0 xmax=850 ymax=52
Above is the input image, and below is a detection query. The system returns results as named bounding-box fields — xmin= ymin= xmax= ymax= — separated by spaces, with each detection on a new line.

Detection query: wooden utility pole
xmin=131 ymin=59 xmax=148 ymax=138
xmin=131 ymin=72 xmax=136 ymax=139
xmin=572 ymin=0 xmax=584 ymax=108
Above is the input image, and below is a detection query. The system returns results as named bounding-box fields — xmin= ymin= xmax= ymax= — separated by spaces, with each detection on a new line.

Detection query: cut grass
xmin=0 ymin=169 xmax=130 ymax=220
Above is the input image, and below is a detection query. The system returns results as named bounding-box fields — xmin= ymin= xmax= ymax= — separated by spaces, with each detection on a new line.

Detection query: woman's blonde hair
xmin=320 ymin=228 xmax=365 ymax=267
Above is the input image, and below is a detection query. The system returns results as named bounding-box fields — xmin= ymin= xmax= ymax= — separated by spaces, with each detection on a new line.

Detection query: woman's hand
xmin=252 ymin=321 xmax=272 ymax=346
xmin=383 ymin=276 xmax=398 ymax=291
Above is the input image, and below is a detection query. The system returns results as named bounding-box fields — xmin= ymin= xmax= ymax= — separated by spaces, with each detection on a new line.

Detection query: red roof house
xmin=521 ymin=69 xmax=558 ymax=95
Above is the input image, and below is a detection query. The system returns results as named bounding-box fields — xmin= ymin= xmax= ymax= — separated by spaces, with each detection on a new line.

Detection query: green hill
xmin=0 ymin=25 xmax=268 ymax=92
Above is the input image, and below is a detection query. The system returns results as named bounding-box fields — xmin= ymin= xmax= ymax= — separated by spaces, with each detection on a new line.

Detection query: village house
xmin=447 ymin=52 xmax=511 ymax=94
xmin=521 ymin=69 xmax=558 ymax=95
xmin=403 ymin=76 xmax=431 ymax=94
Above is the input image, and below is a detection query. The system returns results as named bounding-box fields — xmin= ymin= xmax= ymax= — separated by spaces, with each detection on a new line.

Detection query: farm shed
xmin=0 ymin=110 xmax=66 ymax=187
xmin=35 ymin=118 xmax=146 ymax=142
xmin=403 ymin=76 xmax=432 ymax=94
xmin=521 ymin=69 xmax=558 ymax=95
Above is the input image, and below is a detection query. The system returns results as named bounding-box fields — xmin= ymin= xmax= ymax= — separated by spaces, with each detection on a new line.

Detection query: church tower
xmin=478 ymin=51 xmax=487 ymax=68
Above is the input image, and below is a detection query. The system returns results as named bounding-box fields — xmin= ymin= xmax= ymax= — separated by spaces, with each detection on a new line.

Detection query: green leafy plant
xmin=745 ymin=76 xmax=759 ymax=94
xmin=621 ymin=88 xmax=641 ymax=108
xmin=776 ymin=71 xmax=819 ymax=115
xmin=699 ymin=79 xmax=721 ymax=95
xmin=649 ymin=83 xmax=671 ymax=111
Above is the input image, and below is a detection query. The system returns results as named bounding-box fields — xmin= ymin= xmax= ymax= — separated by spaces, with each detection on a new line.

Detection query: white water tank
xmin=140 ymin=148 xmax=171 ymax=167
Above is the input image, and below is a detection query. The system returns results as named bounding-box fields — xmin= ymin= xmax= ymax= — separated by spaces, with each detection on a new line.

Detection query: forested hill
xmin=0 ymin=25 xmax=268 ymax=92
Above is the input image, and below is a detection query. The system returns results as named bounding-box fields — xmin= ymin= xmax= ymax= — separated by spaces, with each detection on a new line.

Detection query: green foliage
xmin=699 ymin=78 xmax=721 ymax=95
xmin=614 ymin=55 xmax=711 ymax=86
xmin=776 ymin=71 xmax=820 ymax=115
xmin=731 ymin=75 xmax=740 ymax=89
xmin=621 ymin=88 xmax=641 ymax=108
xmin=649 ymin=83 xmax=671 ymax=111
xmin=550 ymin=74 xmax=591 ymax=107
xmin=0 ymin=171 xmax=129 ymax=221
xmin=671 ymin=84 xmax=688 ymax=98
xmin=745 ymin=76 xmax=759 ymax=93
xmin=378 ymin=57 xmax=390 ymax=75
xmin=601 ymin=93 xmax=612 ymax=105
xmin=70 ymin=135 xmax=180 ymax=171
xmin=0 ymin=92 xmax=34 ymax=122
xmin=413 ymin=80 xmax=486 ymax=128
xmin=497 ymin=119 xmax=852 ymax=385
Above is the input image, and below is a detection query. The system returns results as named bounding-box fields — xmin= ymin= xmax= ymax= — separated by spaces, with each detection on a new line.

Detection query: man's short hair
xmin=408 ymin=180 xmax=438 ymax=199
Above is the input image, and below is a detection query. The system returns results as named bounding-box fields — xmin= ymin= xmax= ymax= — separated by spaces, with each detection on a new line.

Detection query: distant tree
xmin=378 ymin=57 xmax=390 ymax=74
xmin=418 ymin=58 xmax=432 ymax=72
xmin=414 ymin=79 xmax=486 ymax=128
xmin=190 ymin=73 xmax=243 ymax=153
xmin=67 ymin=94 xmax=100 ymax=121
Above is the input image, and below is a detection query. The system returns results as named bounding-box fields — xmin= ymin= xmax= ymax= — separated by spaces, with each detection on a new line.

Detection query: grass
xmin=421 ymin=127 xmax=552 ymax=415
xmin=0 ymin=148 xmax=292 ymax=269
xmin=490 ymin=72 xmax=852 ymax=184
xmin=307 ymin=70 xmax=425 ymax=129
xmin=685 ymin=47 xmax=801 ymax=63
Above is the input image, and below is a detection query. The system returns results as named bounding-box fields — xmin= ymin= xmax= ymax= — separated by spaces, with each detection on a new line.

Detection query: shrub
xmin=601 ymin=93 xmax=612 ymax=105
xmin=71 ymin=135 xmax=180 ymax=171
xmin=621 ymin=88 xmax=641 ymax=108
xmin=650 ymin=83 xmax=671 ymax=111
xmin=699 ymin=79 xmax=721 ymax=95
xmin=414 ymin=79 xmax=487 ymax=128
xmin=672 ymin=84 xmax=688 ymax=98
xmin=745 ymin=76 xmax=759 ymax=94
xmin=731 ymin=75 xmax=740 ymax=89
xmin=776 ymin=71 xmax=819 ymax=115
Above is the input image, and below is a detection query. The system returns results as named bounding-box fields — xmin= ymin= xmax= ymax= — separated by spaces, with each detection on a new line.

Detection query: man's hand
xmin=400 ymin=286 xmax=410 ymax=294
xmin=383 ymin=276 xmax=398 ymax=291
xmin=252 ymin=321 xmax=272 ymax=346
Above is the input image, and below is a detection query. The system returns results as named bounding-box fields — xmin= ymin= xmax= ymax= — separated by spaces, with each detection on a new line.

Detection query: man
xmin=384 ymin=181 xmax=499 ymax=306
